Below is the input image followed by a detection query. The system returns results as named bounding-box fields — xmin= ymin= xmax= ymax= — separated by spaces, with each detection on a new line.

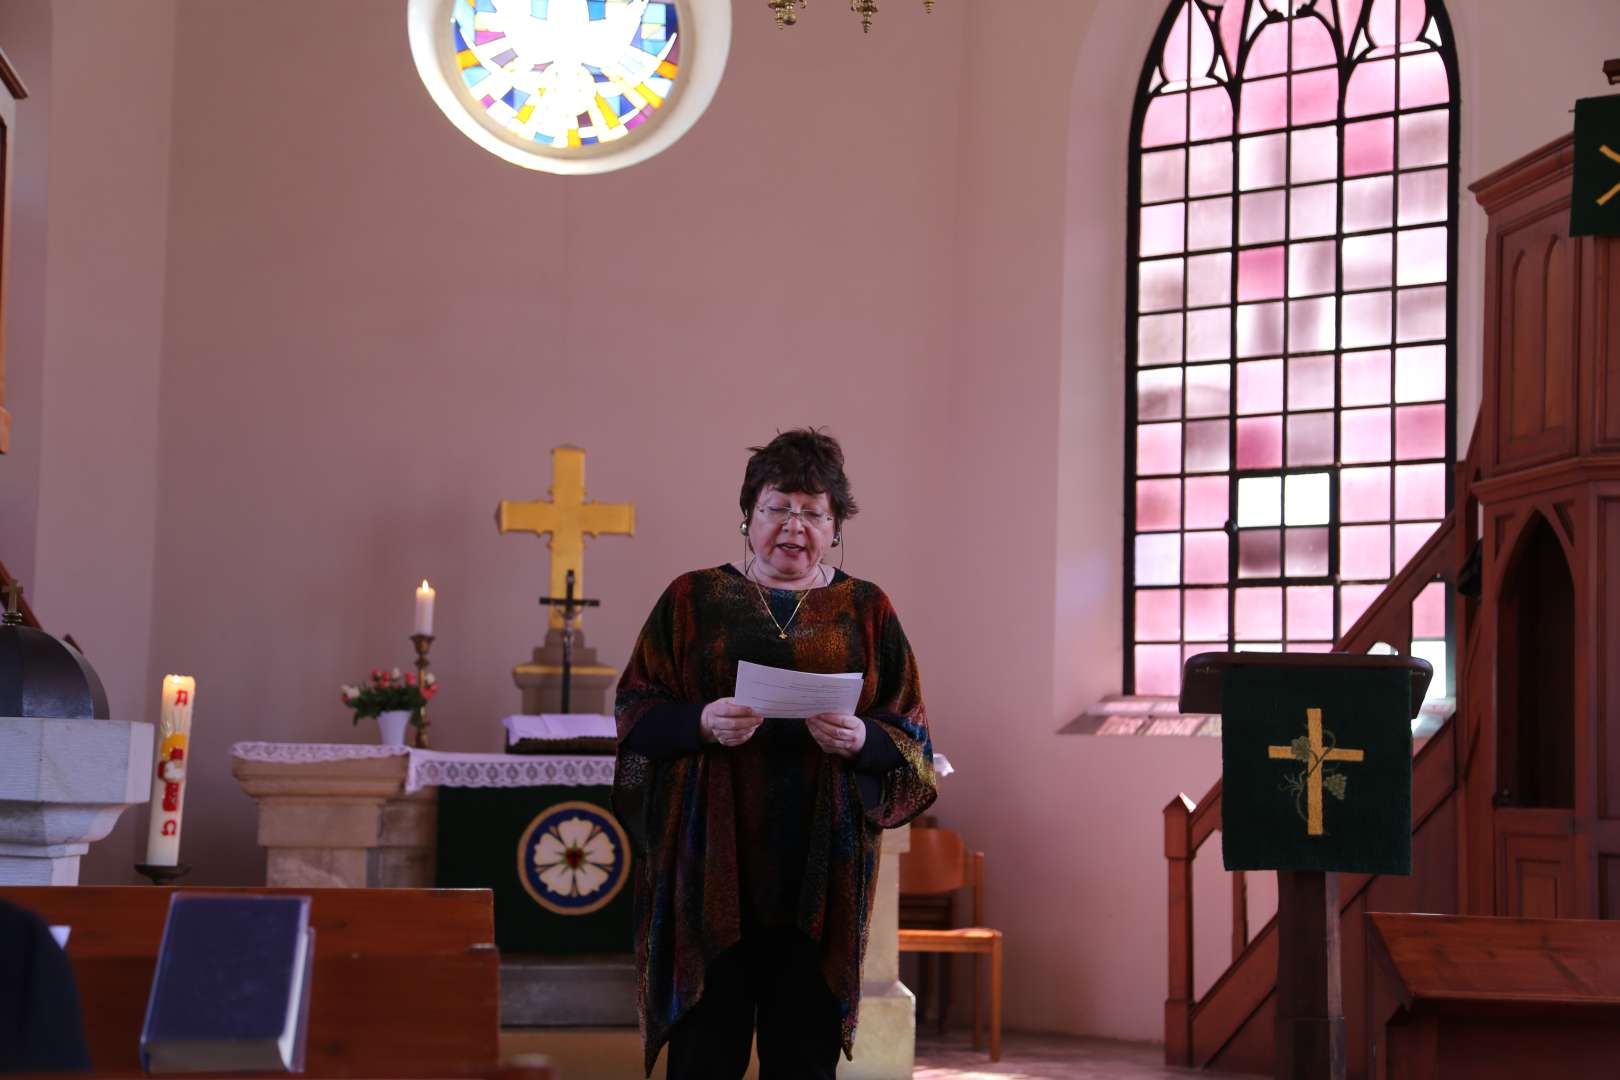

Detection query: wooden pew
xmin=1367 ymin=912 xmax=1620 ymax=1080
xmin=1 ymin=886 xmax=500 ymax=1077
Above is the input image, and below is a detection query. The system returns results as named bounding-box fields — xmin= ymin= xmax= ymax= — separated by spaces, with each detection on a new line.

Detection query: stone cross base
xmin=0 ymin=717 xmax=153 ymax=885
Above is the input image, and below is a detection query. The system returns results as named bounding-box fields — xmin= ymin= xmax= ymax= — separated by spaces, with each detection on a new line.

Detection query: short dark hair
xmin=739 ymin=429 xmax=859 ymax=527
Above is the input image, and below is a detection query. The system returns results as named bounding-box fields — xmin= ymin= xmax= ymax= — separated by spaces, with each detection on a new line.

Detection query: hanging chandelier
xmin=767 ymin=0 xmax=936 ymax=34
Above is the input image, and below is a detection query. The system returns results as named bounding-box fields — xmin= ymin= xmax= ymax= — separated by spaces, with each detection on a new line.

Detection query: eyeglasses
xmin=755 ymin=505 xmax=836 ymax=529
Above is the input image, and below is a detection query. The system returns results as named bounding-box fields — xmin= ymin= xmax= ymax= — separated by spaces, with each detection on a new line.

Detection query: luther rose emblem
xmin=517 ymin=801 xmax=631 ymax=915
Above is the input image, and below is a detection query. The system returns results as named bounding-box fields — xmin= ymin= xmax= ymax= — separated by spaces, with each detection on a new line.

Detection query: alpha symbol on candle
xmin=173 ymin=688 xmax=189 ymax=705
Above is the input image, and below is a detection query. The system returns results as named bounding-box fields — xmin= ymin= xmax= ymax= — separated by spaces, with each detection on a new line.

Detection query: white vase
xmin=375 ymin=711 xmax=411 ymax=746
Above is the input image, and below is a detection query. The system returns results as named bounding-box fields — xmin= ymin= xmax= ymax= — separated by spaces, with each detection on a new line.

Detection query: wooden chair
xmin=897 ymin=827 xmax=1003 ymax=1061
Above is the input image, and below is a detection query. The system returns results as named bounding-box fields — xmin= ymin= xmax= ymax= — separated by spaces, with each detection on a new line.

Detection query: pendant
xmin=779 ymin=632 xmax=788 ymax=640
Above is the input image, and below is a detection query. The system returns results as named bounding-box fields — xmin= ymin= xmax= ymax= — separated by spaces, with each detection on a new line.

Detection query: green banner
xmin=1572 ymin=94 xmax=1620 ymax=237
xmin=1220 ymin=664 xmax=1412 ymax=875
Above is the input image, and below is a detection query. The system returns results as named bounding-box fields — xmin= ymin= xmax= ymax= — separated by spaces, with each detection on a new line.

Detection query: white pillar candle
xmin=414 ymin=580 xmax=435 ymax=636
xmin=144 ymin=675 xmax=196 ymax=867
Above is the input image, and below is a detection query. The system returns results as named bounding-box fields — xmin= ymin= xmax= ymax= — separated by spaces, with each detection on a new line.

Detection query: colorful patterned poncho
xmin=613 ymin=565 xmax=937 ymax=1075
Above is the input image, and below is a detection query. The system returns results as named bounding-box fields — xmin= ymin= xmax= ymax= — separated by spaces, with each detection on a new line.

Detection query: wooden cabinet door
xmin=1496 ymin=810 xmax=1582 ymax=917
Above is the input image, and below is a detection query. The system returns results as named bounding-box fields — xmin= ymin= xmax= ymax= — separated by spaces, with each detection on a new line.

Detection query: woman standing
xmin=614 ymin=428 xmax=936 ymax=1080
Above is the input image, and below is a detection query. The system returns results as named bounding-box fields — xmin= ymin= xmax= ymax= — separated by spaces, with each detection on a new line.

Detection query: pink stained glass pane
xmin=1397 ymin=168 xmax=1448 ymax=226
xmin=1340 ymin=466 xmax=1392 ymax=523
xmin=1238 ymin=246 xmax=1287 ymax=302
xmin=1342 ymin=406 xmax=1392 ymax=463
xmin=1397 ymin=285 xmax=1447 ymax=343
xmin=1239 ymin=529 xmax=1282 ymax=578
xmin=1136 ymin=532 xmax=1182 ymax=585
xmin=1286 ymin=585 xmax=1335 ymax=641
xmin=1345 ymin=58 xmax=1395 ymax=117
xmin=1219 ymin=0 xmax=1245 ymax=73
xmin=1186 ymin=253 xmax=1233 ymax=307
xmin=1162 ymin=1 xmax=1217 ymax=84
xmin=1413 ymin=579 xmax=1447 ymax=638
xmin=1241 ymin=76 xmax=1289 ymax=134
xmin=1289 ymin=297 xmax=1337 ymax=353
xmin=1237 ymin=415 xmax=1284 ymax=469
xmin=1138 ymin=312 xmax=1184 ymax=366
xmin=1185 ymin=530 xmax=1230 ymax=584
xmin=1245 ymin=23 xmax=1289 ymax=78
xmin=1395 ymin=520 xmax=1439 ymax=569
xmin=1189 ymin=140 xmax=1235 ymax=196
xmin=1289 ymin=354 xmax=1336 ymax=410
xmin=1142 ymin=92 xmax=1189 ymax=148
xmin=1345 ymin=118 xmax=1395 ymax=177
xmin=1340 ymin=0 xmax=1367 ymax=42
xmin=1368 ymin=0 xmax=1426 ymax=47
xmin=1285 ymin=527 xmax=1330 ymax=577
xmin=1293 ymin=20 xmax=1337 ymax=71
xmin=1288 ymin=240 xmax=1336 ymax=298
xmin=1138 ymin=367 xmax=1184 ymax=420
xmin=1344 ymin=232 xmax=1394 ymax=289
xmin=1142 ymin=148 xmax=1188 ymax=203
xmin=1134 ymin=644 xmax=1182 ymax=695
xmin=1287 ymin=411 xmax=1336 ymax=466
xmin=1342 ymin=349 xmax=1392 ymax=407
xmin=1291 ymin=69 xmax=1339 ymax=127
xmin=1235 ymin=587 xmax=1283 ymax=638
xmin=1339 ymin=583 xmax=1384 ymax=635
xmin=1399 ymin=50 xmax=1449 ymax=109
xmin=1342 ymin=290 xmax=1394 ymax=349
xmin=1142 ymin=202 xmax=1187 ymax=257
xmin=1184 ymin=476 xmax=1230 ymax=529
xmin=1291 ymin=183 xmax=1338 ymax=239
xmin=1397 ymin=226 xmax=1448 ymax=286
xmin=1290 ymin=126 xmax=1339 ymax=185
xmin=1137 ymin=421 xmax=1183 ymax=475
xmin=1136 ymin=589 xmax=1182 ymax=641
xmin=1395 ymin=462 xmax=1446 ymax=520
xmin=1239 ymin=134 xmax=1287 ymax=191
xmin=1238 ymin=358 xmax=1284 ymax=414
xmin=1341 ymin=524 xmax=1392 ymax=579
xmin=1184 ymin=587 xmax=1229 ymax=641
xmin=1187 ymin=308 xmax=1233 ymax=361
xmin=1190 ymin=87 xmax=1235 ymax=140
xmin=1395 ymin=402 xmax=1446 ymax=459
xmin=1344 ymin=175 xmax=1395 ymax=231
xmin=1140 ymin=257 xmax=1186 ymax=313
xmin=1185 ymin=419 xmax=1231 ymax=473
xmin=1188 ymin=197 xmax=1233 ymax=251
xmin=1237 ymin=302 xmax=1285 ymax=358
xmin=1137 ymin=479 xmax=1182 ymax=530
xmin=1239 ymin=190 xmax=1287 ymax=245
xmin=1399 ymin=110 xmax=1449 ymax=167
xmin=1395 ymin=344 xmax=1447 ymax=402
xmin=1185 ymin=363 xmax=1232 ymax=417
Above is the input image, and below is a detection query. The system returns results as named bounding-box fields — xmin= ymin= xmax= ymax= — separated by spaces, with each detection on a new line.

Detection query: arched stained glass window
xmin=1125 ymin=0 xmax=1458 ymax=695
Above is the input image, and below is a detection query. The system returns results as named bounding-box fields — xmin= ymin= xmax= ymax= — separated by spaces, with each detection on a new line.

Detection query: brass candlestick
xmin=411 ymin=633 xmax=434 ymax=749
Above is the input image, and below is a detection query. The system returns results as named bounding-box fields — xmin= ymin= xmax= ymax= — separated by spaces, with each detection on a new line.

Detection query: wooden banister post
xmin=1165 ymin=793 xmax=1196 ymax=1066
xmin=1232 ymin=869 xmax=1249 ymax=962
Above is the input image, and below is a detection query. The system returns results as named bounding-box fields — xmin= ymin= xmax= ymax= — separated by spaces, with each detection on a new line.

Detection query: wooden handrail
xmin=1163 ymin=425 xmax=1485 ymax=1066
xmin=0 ymin=556 xmax=42 ymax=629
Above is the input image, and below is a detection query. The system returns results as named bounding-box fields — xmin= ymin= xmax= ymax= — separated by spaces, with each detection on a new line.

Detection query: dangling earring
xmin=831 ymin=535 xmax=841 ymax=547
xmin=740 ymin=521 xmax=749 ymax=535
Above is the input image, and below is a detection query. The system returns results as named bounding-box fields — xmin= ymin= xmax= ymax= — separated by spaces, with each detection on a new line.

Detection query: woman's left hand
xmin=807 ymin=713 xmax=866 ymax=759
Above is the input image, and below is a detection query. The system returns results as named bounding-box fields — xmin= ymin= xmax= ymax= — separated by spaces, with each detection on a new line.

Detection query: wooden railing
xmin=0 ymin=556 xmax=43 ymax=629
xmin=1164 ymin=427 xmax=1484 ymax=1069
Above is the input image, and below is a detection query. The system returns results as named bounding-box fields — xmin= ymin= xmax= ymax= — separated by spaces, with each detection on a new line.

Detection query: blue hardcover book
xmin=139 ymin=894 xmax=315 ymax=1074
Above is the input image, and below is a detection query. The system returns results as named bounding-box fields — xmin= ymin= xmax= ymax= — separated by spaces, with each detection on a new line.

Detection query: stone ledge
xmin=1061 ymin=695 xmax=1457 ymax=738
xmin=501 ymin=954 xmax=639 ymax=1027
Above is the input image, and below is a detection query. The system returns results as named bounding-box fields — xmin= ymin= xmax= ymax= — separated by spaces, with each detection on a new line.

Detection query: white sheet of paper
xmin=49 ymin=925 xmax=70 ymax=949
xmin=733 ymin=660 xmax=863 ymax=719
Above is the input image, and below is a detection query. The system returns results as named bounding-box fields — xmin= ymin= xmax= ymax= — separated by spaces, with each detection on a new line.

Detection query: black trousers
xmin=664 ymin=930 xmax=842 ymax=1080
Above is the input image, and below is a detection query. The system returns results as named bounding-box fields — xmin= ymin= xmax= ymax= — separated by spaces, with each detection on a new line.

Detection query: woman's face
xmin=747 ymin=485 xmax=836 ymax=584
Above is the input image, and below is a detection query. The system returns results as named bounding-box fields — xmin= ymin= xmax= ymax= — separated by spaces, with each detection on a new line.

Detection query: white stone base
xmin=843 ymin=979 xmax=917 ymax=1079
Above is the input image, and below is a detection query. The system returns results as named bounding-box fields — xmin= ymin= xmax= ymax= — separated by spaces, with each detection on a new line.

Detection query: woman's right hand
xmin=700 ymin=698 xmax=764 ymax=748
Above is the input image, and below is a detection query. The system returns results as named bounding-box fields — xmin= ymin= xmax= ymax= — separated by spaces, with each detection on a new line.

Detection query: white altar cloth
xmin=229 ymin=742 xmax=613 ymax=794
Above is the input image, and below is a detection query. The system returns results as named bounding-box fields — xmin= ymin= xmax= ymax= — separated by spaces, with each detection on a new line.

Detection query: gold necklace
xmin=747 ymin=562 xmax=827 ymax=640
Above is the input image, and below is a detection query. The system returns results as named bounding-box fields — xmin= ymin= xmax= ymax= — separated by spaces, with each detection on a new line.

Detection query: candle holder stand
xmin=411 ymin=633 xmax=434 ymax=749
xmin=135 ymin=863 xmax=192 ymax=886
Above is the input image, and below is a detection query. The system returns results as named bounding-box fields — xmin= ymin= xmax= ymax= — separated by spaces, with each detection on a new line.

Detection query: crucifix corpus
xmin=497 ymin=446 xmax=635 ymax=716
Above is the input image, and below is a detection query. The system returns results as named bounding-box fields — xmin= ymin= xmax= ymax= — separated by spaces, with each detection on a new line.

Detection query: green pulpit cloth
xmin=435 ymin=779 xmax=634 ymax=954
xmin=1219 ymin=663 xmax=1413 ymax=876
xmin=1572 ymin=94 xmax=1620 ymax=237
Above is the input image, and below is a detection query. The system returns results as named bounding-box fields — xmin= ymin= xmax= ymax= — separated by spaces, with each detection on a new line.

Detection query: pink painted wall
xmin=9 ymin=0 xmax=1620 ymax=1046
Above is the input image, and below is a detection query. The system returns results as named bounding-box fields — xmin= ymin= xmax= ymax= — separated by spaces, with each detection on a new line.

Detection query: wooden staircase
xmin=1164 ymin=430 xmax=1484 ymax=1079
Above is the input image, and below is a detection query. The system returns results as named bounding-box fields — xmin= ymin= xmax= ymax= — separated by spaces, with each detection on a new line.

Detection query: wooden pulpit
xmin=1182 ymin=653 xmax=1431 ymax=1080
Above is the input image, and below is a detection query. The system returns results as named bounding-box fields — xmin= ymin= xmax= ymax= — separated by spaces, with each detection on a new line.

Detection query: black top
xmin=0 ymin=899 xmax=91 ymax=1073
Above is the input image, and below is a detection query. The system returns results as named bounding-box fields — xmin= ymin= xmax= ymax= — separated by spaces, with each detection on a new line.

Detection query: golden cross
xmin=496 ymin=447 xmax=635 ymax=632
xmin=1267 ymin=708 xmax=1365 ymax=837
xmin=1598 ymin=145 xmax=1620 ymax=207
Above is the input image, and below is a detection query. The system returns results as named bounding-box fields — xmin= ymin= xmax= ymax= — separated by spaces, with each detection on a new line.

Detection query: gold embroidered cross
xmin=1268 ymin=708 xmax=1365 ymax=837
xmin=1598 ymin=145 xmax=1620 ymax=207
